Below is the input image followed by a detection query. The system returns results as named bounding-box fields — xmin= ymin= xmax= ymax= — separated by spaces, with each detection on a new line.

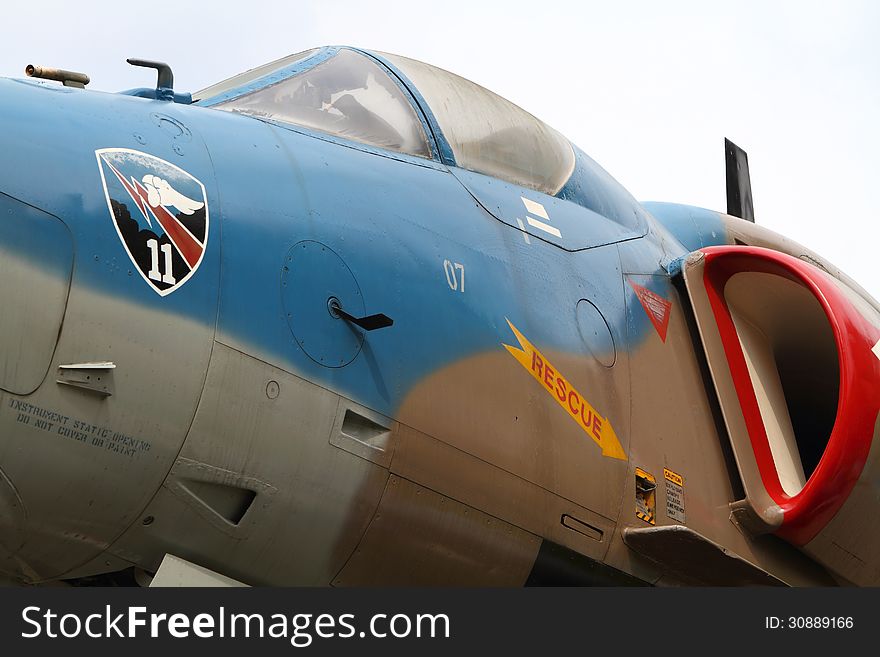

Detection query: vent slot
xmin=179 ymin=480 xmax=256 ymax=526
xmin=341 ymin=409 xmax=391 ymax=450
xmin=330 ymin=403 xmax=397 ymax=468
xmin=561 ymin=514 xmax=604 ymax=541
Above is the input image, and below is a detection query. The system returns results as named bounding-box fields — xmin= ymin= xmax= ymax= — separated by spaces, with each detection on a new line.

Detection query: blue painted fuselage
xmin=0 ymin=56 xmax=739 ymax=584
xmin=0 ymin=74 xmax=730 ymax=419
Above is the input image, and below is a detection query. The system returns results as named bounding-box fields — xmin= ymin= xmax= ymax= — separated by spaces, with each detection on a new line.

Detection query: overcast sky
xmin=2 ymin=1 xmax=877 ymax=298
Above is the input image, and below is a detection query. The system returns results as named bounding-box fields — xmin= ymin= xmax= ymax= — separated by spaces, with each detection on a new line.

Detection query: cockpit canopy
xmin=380 ymin=51 xmax=575 ymax=196
xmin=195 ymin=46 xmax=644 ymax=232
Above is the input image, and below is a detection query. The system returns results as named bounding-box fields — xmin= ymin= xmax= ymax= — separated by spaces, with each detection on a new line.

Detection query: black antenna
xmin=725 ymin=138 xmax=755 ymax=222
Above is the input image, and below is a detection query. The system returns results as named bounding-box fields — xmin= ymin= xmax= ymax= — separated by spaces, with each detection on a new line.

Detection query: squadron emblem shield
xmin=96 ymin=148 xmax=209 ymax=296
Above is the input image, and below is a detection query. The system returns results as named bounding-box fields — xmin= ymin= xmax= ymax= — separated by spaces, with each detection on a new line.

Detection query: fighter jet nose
xmin=0 ymin=76 xmax=216 ymax=583
xmin=0 ymin=79 xmax=80 ymax=401
xmin=0 ymin=192 xmax=74 ymax=396
xmin=0 ymin=190 xmax=74 ymax=582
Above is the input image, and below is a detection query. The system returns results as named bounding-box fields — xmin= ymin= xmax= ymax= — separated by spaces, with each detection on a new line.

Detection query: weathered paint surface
xmin=0 ymin=46 xmax=875 ymax=586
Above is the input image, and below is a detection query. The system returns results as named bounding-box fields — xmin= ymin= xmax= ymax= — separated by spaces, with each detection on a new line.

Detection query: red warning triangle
xmin=630 ymin=282 xmax=672 ymax=343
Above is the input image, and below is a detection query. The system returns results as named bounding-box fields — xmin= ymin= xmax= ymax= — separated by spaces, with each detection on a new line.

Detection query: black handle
xmin=330 ymin=299 xmax=393 ymax=331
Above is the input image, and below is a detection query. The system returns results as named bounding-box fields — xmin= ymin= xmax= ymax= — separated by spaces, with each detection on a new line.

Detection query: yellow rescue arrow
xmin=502 ymin=319 xmax=626 ymax=460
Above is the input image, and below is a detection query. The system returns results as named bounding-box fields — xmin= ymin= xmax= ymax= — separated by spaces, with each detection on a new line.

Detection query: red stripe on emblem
xmin=105 ymin=159 xmax=149 ymax=221
xmin=130 ymin=178 xmax=202 ymax=269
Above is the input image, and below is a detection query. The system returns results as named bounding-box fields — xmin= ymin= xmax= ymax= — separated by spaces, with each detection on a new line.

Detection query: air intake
xmin=682 ymin=245 xmax=880 ymax=585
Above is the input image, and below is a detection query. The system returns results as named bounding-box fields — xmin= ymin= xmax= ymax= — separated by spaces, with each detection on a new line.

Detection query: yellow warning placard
xmin=503 ymin=319 xmax=626 ymax=460
xmin=663 ymin=468 xmax=683 ymax=487
xmin=664 ymin=467 xmax=685 ymax=523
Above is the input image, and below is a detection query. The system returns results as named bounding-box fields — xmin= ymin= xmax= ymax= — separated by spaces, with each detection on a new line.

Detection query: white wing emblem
xmin=142 ymin=174 xmax=205 ymax=215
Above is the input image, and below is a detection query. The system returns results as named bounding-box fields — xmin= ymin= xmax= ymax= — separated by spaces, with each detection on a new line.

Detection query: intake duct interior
xmin=723 ymin=271 xmax=839 ymax=494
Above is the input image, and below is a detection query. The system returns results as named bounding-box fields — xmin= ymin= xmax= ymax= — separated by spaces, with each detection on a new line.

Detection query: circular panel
xmin=282 ymin=241 xmax=365 ymax=368
xmin=576 ymin=299 xmax=616 ymax=368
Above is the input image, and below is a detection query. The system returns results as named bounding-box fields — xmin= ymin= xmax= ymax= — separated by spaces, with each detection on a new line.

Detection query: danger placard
xmin=630 ymin=281 xmax=672 ymax=342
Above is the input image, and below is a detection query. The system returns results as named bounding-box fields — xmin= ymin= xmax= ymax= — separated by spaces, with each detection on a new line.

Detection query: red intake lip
xmin=701 ymin=246 xmax=880 ymax=545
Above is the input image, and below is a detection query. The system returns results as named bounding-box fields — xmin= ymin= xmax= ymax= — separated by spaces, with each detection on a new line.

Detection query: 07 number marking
xmin=443 ymin=260 xmax=465 ymax=293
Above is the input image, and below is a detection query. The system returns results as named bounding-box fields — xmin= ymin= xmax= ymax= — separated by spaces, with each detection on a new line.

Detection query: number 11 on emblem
xmin=147 ymin=238 xmax=177 ymax=285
